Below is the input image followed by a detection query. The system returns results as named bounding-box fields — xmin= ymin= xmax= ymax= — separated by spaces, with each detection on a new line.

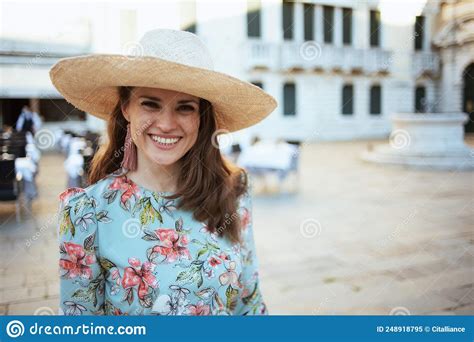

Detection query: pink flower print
xmin=59 ymin=242 xmax=95 ymax=279
xmin=151 ymin=229 xmax=191 ymax=263
xmin=186 ymin=301 xmax=211 ymax=316
xmin=121 ymin=257 xmax=158 ymax=300
xmin=109 ymin=176 xmax=140 ymax=209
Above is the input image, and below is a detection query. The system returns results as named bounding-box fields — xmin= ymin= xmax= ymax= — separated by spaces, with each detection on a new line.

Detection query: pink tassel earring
xmin=121 ymin=123 xmax=138 ymax=171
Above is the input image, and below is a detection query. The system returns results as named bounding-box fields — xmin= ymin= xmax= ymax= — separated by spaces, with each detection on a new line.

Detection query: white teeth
xmin=151 ymin=135 xmax=180 ymax=144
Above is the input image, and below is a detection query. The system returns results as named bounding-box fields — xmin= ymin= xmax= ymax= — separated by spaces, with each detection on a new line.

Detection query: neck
xmin=126 ymin=151 xmax=179 ymax=193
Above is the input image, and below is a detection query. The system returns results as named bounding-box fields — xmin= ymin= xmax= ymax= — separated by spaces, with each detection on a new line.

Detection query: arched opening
xmin=463 ymin=63 xmax=474 ymax=133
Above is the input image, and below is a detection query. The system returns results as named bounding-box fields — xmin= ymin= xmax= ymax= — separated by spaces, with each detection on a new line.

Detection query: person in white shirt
xmin=15 ymin=106 xmax=42 ymax=134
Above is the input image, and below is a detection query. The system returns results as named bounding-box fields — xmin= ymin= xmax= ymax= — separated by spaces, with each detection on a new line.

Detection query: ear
xmin=121 ymin=103 xmax=129 ymax=122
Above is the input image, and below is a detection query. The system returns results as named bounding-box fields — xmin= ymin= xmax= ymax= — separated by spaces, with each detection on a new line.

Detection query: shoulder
xmin=236 ymin=170 xmax=253 ymax=229
xmin=58 ymin=170 xmax=120 ymax=210
xmin=232 ymin=168 xmax=249 ymax=196
xmin=235 ymin=169 xmax=252 ymax=201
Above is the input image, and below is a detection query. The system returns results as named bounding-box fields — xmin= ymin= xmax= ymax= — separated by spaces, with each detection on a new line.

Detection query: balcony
xmin=365 ymin=49 xmax=393 ymax=74
xmin=245 ymin=40 xmax=393 ymax=74
xmin=244 ymin=39 xmax=280 ymax=70
xmin=412 ymin=51 xmax=440 ymax=78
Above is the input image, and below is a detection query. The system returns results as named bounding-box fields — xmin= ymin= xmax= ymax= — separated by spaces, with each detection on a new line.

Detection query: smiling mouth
xmin=148 ymin=134 xmax=182 ymax=149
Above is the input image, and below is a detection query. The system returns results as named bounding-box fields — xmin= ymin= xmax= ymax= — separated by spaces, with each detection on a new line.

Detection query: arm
xmin=15 ymin=113 xmax=24 ymax=131
xmin=32 ymin=112 xmax=42 ymax=132
xmin=235 ymin=174 xmax=268 ymax=315
xmin=57 ymin=188 xmax=105 ymax=315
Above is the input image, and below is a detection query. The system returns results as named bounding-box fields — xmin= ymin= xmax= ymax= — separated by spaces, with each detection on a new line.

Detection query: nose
xmin=155 ymin=105 xmax=178 ymax=132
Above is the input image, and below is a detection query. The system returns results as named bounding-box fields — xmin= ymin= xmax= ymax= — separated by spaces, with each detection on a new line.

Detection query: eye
xmin=141 ymin=101 xmax=160 ymax=109
xmin=178 ymin=104 xmax=196 ymax=112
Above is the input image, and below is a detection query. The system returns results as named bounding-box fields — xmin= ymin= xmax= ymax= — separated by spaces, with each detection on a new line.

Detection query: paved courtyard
xmin=0 ymin=139 xmax=472 ymax=315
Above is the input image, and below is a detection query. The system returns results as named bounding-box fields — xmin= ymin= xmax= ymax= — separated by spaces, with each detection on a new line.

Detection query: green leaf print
xmin=242 ymin=282 xmax=259 ymax=305
xmin=72 ymin=288 xmax=92 ymax=303
xmin=142 ymin=229 xmax=159 ymax=241
xmin=96 ymin=210 xmax=112 ymax=223
xmin=152 ymin=192 xmax=161 ymax=204
xmin=139 ymin=292 xmax=155 ymax=308
xmin=176 ymin=260 xmax=204 ymax=288
xmin=99 ymin=258 xmax=117 ymax=273
xmin=175 ymin=217 xmax=183 ymax=232
xmin=225 ymin=285 xmax=239 ymax=312
xmin=83 ymin=231 xmax=96 ymax=252
xmin=134 ymin=197 xmax=163 ymax=226
xmin=122 ymin=287 xmax=134 ymax=305
xmin=103 ymin=190 xmax=118 ymax=204
xmin=191 ymin=238 xmax=220 ymax=260
xmin=59 ymin=205 xmax=74 ymax=237
xmin=196 ymin=248 xmax=208 ymax=259
xmin=74 ymin=196 xmax=94 ymax=215
xmin=72 ymin=276 xmax=102 ymax=307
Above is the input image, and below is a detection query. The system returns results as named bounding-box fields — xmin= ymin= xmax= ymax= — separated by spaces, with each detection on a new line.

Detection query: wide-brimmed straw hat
xmin=49 ymin=29 xmax=277 ymax=132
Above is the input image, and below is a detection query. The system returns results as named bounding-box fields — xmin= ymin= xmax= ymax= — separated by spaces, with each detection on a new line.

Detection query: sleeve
xmin=57 ymin=187 xmax=105 ymax=315
xmin=32 ymin=112 xmax=42 ymax=131
xmin=235 ymin=173 xmax=268 ymax=315
xmin=15 ymin=113 xmax=24 ymax=131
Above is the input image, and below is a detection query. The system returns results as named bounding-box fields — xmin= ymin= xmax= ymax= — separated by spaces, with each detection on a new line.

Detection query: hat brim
xmin=49 ymin=54 xmax=277 ymax=132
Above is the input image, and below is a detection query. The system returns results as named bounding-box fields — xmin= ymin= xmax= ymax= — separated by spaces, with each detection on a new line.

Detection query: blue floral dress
xmin=57 ymin=168 xmax=267 ymax=315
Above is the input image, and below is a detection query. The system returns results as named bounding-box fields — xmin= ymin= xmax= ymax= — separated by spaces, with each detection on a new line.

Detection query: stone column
xmin=315 ymin=5 xmax=323 ymax=43
xmin=334 ymin=7 xmax=342 ymax=47
xmin=423 ymin=14 xmax=432 ymax=52
xmin=294 ymin=1 xmax=304 ymax=42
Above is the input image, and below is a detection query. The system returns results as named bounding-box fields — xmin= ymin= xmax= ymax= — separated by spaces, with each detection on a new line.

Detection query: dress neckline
xmin=113 ymin=167 xmax=176 ymax=196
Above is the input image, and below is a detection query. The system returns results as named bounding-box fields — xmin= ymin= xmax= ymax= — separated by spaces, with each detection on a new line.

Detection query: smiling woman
xmin=50 ymin=29 xmax=277 ymax=315
xmin=123 ymin=87 xmax=201 ymax=170
xmin=88 ymin=85 xmax=246 ymax=244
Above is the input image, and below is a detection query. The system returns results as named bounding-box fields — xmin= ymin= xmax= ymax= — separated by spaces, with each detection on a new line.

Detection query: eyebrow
xmin=140 ymin=96 xmax=199 ymax=105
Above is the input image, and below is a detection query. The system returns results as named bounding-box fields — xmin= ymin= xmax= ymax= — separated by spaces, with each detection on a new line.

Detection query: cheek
xmin=181 ymin=115 xmax=200 ymax=142
xmin=131 ymin=119 xmax=153 ymax=146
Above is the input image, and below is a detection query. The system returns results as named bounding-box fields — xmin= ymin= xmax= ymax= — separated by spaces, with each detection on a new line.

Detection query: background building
xmin=1 ymin=0 xmax=473 ymax=142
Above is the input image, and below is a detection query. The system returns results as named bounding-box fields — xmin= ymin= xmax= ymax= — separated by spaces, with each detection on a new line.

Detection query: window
xmin=415 ymin=86 xmax=426 ymax=113
xmin=370 ymin=85 xmax=382 ymax=115
xmin=370 ymin=10 xmax=381 ymax=47
xmin=181 ymin=1 xmax=197 ymax=33
xmin=414 ymin=15 xmax=424 ymax=51
xmin=247 ymin=0 xmax=261 ymax=38
xmin=342 ymin=84 xmax=354 ymax=115
xmin=282 ymin=1 xmax=294 ymax=40
xmin=304 ymin=3 xmax=314 ymax=41
xmin=323 ymin=6 xmax=334 ymax=43
xmin=251 ymin=81 xmax=263 ymax=89
xmin=185 ymin=23 xmax=196 ymax=34
xmin=283 ymin=83 xmax=296 ymax=116
xmin=342 ymin=8 xmax=352 ymax=45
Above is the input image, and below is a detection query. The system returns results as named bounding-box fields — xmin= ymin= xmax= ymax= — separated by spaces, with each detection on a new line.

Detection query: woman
xmin=51 ymin=29 xmax=277 ymax=315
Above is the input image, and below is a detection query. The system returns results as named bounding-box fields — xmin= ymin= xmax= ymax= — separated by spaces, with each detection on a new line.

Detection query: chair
xmin=0 ymin=154 xmax=23 ymax=222
xmin=0 ymin=131 xmax=27 ymax=158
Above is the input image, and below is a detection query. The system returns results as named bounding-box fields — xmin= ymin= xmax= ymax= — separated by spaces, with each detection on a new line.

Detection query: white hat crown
xmin=137 ymin=29 xmax=214 ymax=70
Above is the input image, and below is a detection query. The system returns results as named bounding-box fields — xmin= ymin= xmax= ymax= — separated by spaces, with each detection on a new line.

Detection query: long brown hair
xmin=88 ymin=86 xmax=247 ymax=243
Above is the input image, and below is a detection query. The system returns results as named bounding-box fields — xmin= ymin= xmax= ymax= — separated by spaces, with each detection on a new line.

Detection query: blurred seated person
xmin=16 ymin=106 xmax=42 ymax=135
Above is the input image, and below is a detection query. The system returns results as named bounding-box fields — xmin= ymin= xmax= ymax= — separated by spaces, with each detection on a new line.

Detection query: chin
xmin=148 ymin=153 xmax=181 ymax=167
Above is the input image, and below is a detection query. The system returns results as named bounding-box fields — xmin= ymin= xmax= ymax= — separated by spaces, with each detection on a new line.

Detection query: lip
xmin=148 ymin=134 xmax=182 ymax=151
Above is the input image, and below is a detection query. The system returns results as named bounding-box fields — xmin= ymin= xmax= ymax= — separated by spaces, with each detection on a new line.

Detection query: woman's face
xmin=122 ymin=87 xmax=200 ymax=167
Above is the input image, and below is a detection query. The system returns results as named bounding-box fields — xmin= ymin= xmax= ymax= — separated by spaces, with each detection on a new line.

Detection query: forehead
xmin=132 ymin=87 xmax=199 ymax=101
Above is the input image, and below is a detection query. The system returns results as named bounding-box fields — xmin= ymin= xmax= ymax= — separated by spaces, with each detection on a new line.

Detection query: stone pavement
xmin=0 ymin=138 xmax=472 ymax=315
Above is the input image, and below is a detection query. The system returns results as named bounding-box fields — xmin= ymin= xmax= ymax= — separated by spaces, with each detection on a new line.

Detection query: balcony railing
xmin=244 ymin=40 xmax=279 ymax=70
xmin=245 ymin=40 xmax=393 ymax=74
xmin=412 ymin=51 xmax=440 ymax=77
